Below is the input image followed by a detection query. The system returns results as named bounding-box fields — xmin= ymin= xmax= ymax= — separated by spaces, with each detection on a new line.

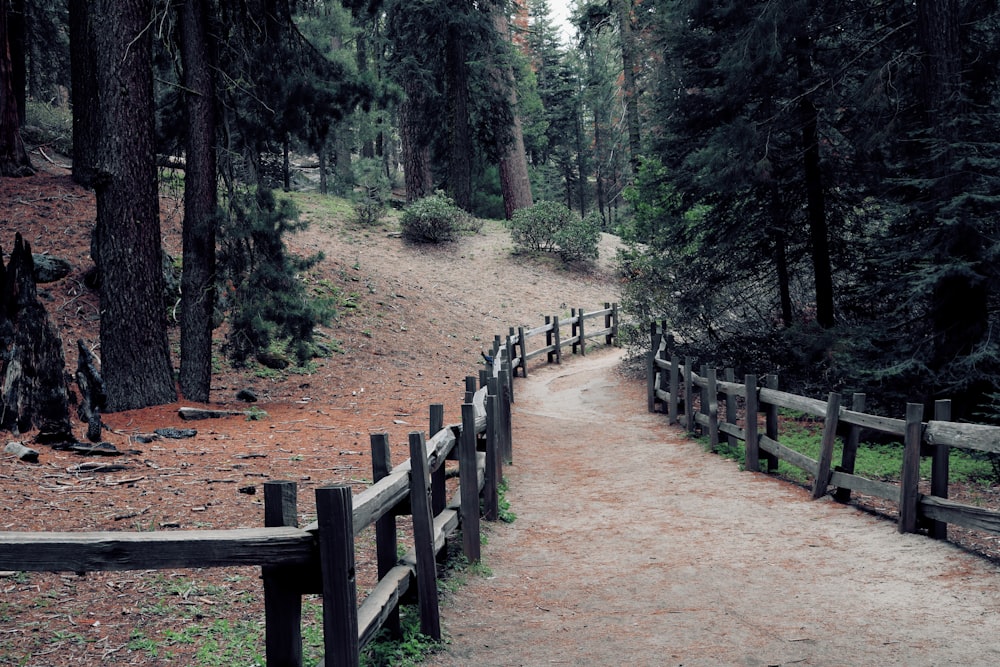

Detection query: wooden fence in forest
xmin=647 ymin=325 xmax=1000 ymax=539
xmin=0 ymin=303 xmax=618 ymax=667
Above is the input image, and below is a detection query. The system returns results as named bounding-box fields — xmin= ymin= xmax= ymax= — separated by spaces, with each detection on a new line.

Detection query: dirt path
xmin=428 ymin=347 xmax=1000 ymax=667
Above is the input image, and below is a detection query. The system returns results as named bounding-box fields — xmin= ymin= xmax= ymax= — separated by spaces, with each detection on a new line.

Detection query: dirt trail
xmin=428 ymin=347 xmax=1000 ymax=667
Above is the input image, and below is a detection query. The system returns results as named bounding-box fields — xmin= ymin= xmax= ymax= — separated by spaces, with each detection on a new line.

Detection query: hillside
xmin=0 ymin=161 xmax=621 ymax=665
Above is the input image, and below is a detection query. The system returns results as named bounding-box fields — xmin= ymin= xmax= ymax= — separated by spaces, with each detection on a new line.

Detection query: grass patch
xmin=705 ymin=416 xmax=997 ymax=486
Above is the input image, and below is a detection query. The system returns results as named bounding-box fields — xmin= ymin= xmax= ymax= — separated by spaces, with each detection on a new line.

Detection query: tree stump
xmin=0 ymin=233 xmax=73 ymax=444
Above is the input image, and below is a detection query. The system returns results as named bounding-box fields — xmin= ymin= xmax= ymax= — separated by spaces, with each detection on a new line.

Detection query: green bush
xmin=399 ymin=192 xmax=468 ymax=244
xmin=509 ymin=201 xmax=600 ymax=263
xmin=219 ymin=188 xmax=334 ymax=367
xmin=556 ymin=211 xmax=601 ymax=262
xmin=353 ymin=158 xmax=389 ymax=226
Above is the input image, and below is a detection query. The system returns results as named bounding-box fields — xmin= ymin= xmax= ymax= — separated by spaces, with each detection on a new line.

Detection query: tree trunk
xmin=92 ymin=0 xmax=176 ymax=412
xmin=616 ymin=0 xmax=641 ymax=175
xmin=445 ymin=19 xmax=472 ymax=210
xmin=492 ymin=7 xmax=533 ymax=219
xmin=68 ymin=0 xmax=99 ymax=186
xmin=770 ymin=186 xmax=793 ymax=328
xmin=0 ymin=1 xmax=32 ymax=177
xmin=400 ymin=86 xmax=432 ymax=202
xmin=7 ymin=0 xmax=25 ymax=125
xmin=318 ymin=144 xmax=328 ymax=195
xmin=178 ymin=0 xmax=218 ymax=403
xmin=796 ymin=30 xmax=834 ymax=329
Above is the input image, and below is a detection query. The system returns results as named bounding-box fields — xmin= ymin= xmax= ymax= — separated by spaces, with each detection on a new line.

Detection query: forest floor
xmin=0 ymin=153 xmax=998 ymax=665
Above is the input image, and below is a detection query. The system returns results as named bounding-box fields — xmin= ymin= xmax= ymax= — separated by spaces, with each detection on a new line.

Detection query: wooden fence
xmin=0 ymin=303 xmax=618 ymax=667
xmin=647 ymin=325 xmax=1000 ymax=540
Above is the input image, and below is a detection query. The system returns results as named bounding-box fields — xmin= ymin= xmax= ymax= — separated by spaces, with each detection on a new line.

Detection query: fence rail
xmin=0 ymin=303 xmax=618 ymax=667
xmin=647 ymin=325 xmax=1000 ymax=540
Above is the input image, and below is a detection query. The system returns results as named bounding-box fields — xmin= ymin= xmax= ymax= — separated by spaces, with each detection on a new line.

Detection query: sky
xmin=548 ymin=0 xmax=575 ymax=43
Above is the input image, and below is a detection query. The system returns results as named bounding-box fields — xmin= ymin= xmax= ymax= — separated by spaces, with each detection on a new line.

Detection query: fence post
xmin=484 ymin=387 xmax=501 ymax=521
xmin=517 ymin=326 xmax=527 ymax=377
xmin=899 ymin=403 xmax=924 ymax=534
xmin=464 ymin=376 xmax=477 ymax=404
xmin=764 ymin=375 xmax=780 ymax=472
xmin=812 ymin=393 xmax=841 ymax=499
xmin=648 ymin=323 xmax=662 ymax=413
xmin=498 ymin=361 xmax=513 ymax=464
xmin=834 ymin=393 xmax=865 ymax=503
xmin=605 ymin=302 xmax=618 ymax=346
xmin=315 ymin=485 xmax=360 ymax=667
xmin=552 ymin=315 xmax=562 ymax=364
xmin=407 ymin=431 xmax=442 ymax=640
xmin=429 ymin=404 xmax=447 ymax=519
xmin=668 ymin=354 xmax=679 ymax=425
xmin=930 ymin=400 xmax=951 ymax=540
xmin=744 ymin=375 xmax=759 ymax=472
xmin=577 ymin=306 xmax=586 ymax=355
xmin=263 ymin=480 xmax=302 ymax=667
xmin=646 ymin=348 xmax=657 ymax=413
xmin=706 ymin=367 xmax=719 ymax=452
xmin=683 ymin=357 xmax=695 ymax=434
xmin=724 ymin=368 xmax=738 ymax=452
xmin=546 ymin=316 xmax=555 ymax=363
xmin=369 ymin=433 xmax=401 ymax=638
xmin=460 ymin=403 xmax=482 ymax=562
xmin=570 ymin=309 xmax=578 ymax=354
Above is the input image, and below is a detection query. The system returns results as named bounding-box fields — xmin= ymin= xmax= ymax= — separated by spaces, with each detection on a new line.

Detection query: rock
xmin=238 ymin=485 xmax=256 ymax=495
xmin=5 ymin=442 xmax=39 ymax=463
xmin=235 ymin=388 xmax=258 ymax=403
xmin=154 ymin=427 xmax=198 ymax=439
xmin=32 ymin=254 xmax=72 ymax=283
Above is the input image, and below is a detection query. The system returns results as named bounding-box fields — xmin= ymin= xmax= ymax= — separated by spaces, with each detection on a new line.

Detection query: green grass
xmin=708 ymin=416 xmax=997 ymax=487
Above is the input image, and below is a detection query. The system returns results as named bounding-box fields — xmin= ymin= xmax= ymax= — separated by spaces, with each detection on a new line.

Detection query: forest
xmin=1 ymin=0 xmax=999 ymax=424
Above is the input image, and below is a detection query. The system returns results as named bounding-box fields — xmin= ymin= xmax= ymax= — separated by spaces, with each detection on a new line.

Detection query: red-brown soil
xmin=0 ymin=156 xmax=620 ymax=665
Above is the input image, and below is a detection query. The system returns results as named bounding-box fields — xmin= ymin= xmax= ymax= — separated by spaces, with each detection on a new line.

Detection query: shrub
xmin=400 ymin=192 xmax=467 ymax=244
xmin=509 ymin=201 xmax=600 ymax=263
xmin=555 ymin=211 xmax=601 ymax=262
xmin=353 ymin=158 xmax=389 ymax=226
xmin=219 ymin=188 xmax=334 ymax=367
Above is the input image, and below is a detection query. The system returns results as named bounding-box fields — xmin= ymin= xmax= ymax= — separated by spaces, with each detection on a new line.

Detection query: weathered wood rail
xmin=647 ymin=326 xmax=1000 ymax=539
xmin=0 ymin=303 xmax=617 ymax=667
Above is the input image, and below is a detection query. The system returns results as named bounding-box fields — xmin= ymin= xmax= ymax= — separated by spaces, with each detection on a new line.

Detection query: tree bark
xmin=616 ymin=0 xmax=641 ymax=174
xmin=92 ymin=0 xmax=176 ymax=411
xmin=68 ymin=0 xmax=99 ymax=187
xmin=445 ymin=18 xmax=472 ymax=210
xmin=795 ymin=29 xmax=834 ymax=329
xmin=493 ymin=7 xmax=533 ymax=219
xmin=178 ymin=0 xmax=218 ymax=403
xmin=0 ymin=1 xmax=32 ymax=177
xmin=400 ymin=84 xmax=432 ymax=202
xmin=7 ymin=0 xmax=24 ymax=125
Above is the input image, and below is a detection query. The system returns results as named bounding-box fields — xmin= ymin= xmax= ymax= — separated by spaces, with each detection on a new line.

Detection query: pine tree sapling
xmin=220 ymin=188 xmax=332 ymax=368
